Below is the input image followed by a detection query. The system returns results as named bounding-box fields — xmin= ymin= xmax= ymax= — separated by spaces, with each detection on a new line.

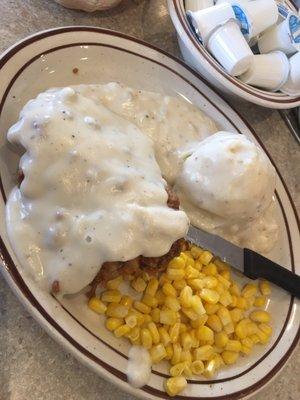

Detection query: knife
xmin=186 ymin=225 xmax=300 ymax=299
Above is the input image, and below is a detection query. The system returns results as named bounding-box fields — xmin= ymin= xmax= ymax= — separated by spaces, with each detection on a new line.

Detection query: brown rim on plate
xmin=172 ymin=0 xmax=300 ymax=104
xmin=0 ymin=27 xmax=299 ymax=400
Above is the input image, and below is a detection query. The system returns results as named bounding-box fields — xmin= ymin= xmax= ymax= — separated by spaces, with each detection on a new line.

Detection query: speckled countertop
xmin=0 ymin=1 xmax=299 ymax=399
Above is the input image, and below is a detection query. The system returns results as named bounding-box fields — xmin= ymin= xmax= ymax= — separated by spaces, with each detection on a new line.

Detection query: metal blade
xmin=186 ymin=225 xmax=244 ymax=272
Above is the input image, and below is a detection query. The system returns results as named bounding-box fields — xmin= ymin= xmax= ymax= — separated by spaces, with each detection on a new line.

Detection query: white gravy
xmin=6 ymin=86 xmax=189 ymax=294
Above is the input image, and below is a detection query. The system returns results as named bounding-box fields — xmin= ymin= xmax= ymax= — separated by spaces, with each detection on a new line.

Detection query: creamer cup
xmin=207 ymin=19 xmax=253 ymax=76
xmin=239 ymin=51 xmax=290 ymax=90
xmin=280 ymin=51 xmax=300 ymax=96
xmin=232 ymin=0 xmax=278 ymax=40
xmin=187 ymin=3 xmax=236 ymax=44
xmin=258 ymin=13 xmax=300 ymax=55
xmin=185 ymin=0 xmax=214 ymax=12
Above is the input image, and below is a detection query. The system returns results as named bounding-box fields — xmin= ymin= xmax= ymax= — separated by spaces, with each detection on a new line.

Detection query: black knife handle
xmin=244 ymin=249 xmax=300 ymax=298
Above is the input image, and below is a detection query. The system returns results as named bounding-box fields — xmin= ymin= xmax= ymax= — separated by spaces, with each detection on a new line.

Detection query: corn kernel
xmin=187 ymin=278 xmax=204 ymax=290
xmin=190 ymin=360 xmax=204 ymax=375
xmin=106 ymin=276 xmax=123 ymax=290
xmin=235 ymin=319 xmax=251 ymax=339
xmin=169 ymin=322 xmax=181 ymax=343
xmin=125 ymin=314 xmax=137 ymax=328
xmin=194 ymin=261 xmax=203 ymax=271
xmin=256 ymin=328 xmax=270 ymax=344
xmin=171 ymin=343 xmax=182 ymax=365
xmin=140 ymin=328 xmax=152 ymax=349
xmin=247 ymin=322 xmax=259 ymax=335
xmin=146 ymin=322 xmax=160 ymax=344
xmin=106 ymin=303 xmax=128 ymax=318
xmin=160 ymin=309 xmax=178 ymax=325
xmin=120 ymin=295 xmax=133 ymax=308
xmin=250 ymin=310 xmax=270 ymax=323
xmin=148 ymin=308 xmax=159 ymax=323
xmin=217 ymin=274 xmax=231 ymax=289
xmin=224 ymin=322 xmax=235 ymax=335
xmin=254 ymin=295 xmax=267 ymax=308
xmin=105 ymin=317 xmax=124 ymax=331
xmin=207 ymin=315 xmax=222 ymax=333
xmin=191 ymin=314 xmax=208 ymax=328
xmin=204 ymin=303 xmax=220 ymax=315
xmin=202 ymin=262 xmax=217 ymax=276
xmin=259 ymin=280 xmax=271 ymax=296
xmin=181 ymin=332 xmax=193 ymax=350
xmin=159 ymin=273 xmax=168 ymax=286
xmin=128 ymin=309 xmax=144 ymax=326
xmin=197 ymin=326 xmax=214 ymax=342
xmin=217 ymin=306 xmax=232 ymax=326
xmin=168 ymin=256 xmax=185 ymax=269
xmin=259 ymin=323 xmax=272 ymax=337
xmin=180 ymin=287 xmax=193 ymax=308
xmin=88 ymin=297 xmax=107 ymax=314
xmin=203 ymin=359 xmax=218 ymax=378
xmin=131 ymin=276 xmax=147 ymax=293
xmin=199 ymin=251 xmax=213 ymax=266
xmin=222 ymin=350 xmax=239 ymax=365
xmin=242 ymin=283 xmax=257 ymax=298
xmin=170 ymin=362 xmax=186 ymax=377
xmin=162 ymin=282 xmax=177 ymax=297
xmin=154 ymin=290 xmax=164 ymax=307
xmin=212 ymin=353 xmax=224 ymax=368
xmin=225 ymin=340 xmax=242 ymax=352
xmin=167 ymin=268 xmax=185 ymax=281
xmin=185 ymin=265 xmax=199 ymax=280
xmin=181 ymin=308 xmax=199 ymax=321
xmin=191 ymin=295 xmax=206 ymax=315
xmin=230 ymin=308 xmax=243 ymax=323
xmin=164 ymin=376 xmax=187 ymax=397
xmin=191 ymin=245 xmax=203 ymax=259
xmin=230 ymin=295 xmax=238 ymax=308
xmin=186 ymin=256 xmax=195 ymax=268
xmin=158 ymin=327 xmax=171 ymax=346
xmin=200 ymin=289 xmax=220 ymax=304
xmin=145 ymin=278 xmax=159 ymax=296
xmin=180 ymin=349 xmax=192 ymax=364
xmin=142 ymin=293 xmax=158 ymax=308
xmin=194 ymin=345 xmax=214 ymax=361
xmin=202 ymin=276 xmax=218 ymax=289
xmin=219 ymin=291 xmax=232 ymax=307
xmin=241 ymin=337 xmax=253 ymax=348
xmin=143 ymin=314 xmax=152 ymax=325
xmin=236 ymin=297 xmax=247 ymax=309
xmin=230 ymin=282 xmax=241 ymax=296
xmin=134 ymin=301 xmax=151 ymax=314
xmin=173 ymin=279 xmax=187 ymax=291
xmin=215 ymin=331 xmax=229 ymax=348
xmin=250 ymin=334 xmax=260 ymax=344
xmin=127 ymin=326 xmax=140 ymax=344
xmin=165 ymin=296 xmax=181 ymax=311
xmin=101 ymin=290 xmax=121 ymax=303
xmin=150 ymin=343 xmax=167 ymax=364
xmin=215 ymin=282 xmax=225 ymax=295
xmin=179 ymin=323 xmax=187 ymax=334
xmin=165 ymin=343 xmax=174 ymax=360
xmin=112 ymin=322 xmax=129 ymax=337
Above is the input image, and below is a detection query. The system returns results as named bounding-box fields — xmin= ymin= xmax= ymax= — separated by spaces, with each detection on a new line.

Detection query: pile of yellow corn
xmin=88 ymin=245 xmax=272 ymax=397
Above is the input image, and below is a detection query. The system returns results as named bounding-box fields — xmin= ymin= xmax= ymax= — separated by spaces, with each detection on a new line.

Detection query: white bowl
xmin=0 ymin=27 xmax=299 ymax=400
xmin=167 ymin=0 xmax=300 ymax=109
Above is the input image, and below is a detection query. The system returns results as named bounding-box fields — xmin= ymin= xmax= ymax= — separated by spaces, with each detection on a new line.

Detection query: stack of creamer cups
xmin=186 ymin=0 xmax=300 ymax=95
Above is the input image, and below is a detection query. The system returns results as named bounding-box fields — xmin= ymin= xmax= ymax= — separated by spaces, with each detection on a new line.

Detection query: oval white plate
xmin=167 ymin=0 xmax=300 ymax=109
xmin=0 ymin=27 xmax=299 ymax=400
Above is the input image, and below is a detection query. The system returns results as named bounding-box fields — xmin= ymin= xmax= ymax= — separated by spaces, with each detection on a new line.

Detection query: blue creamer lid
xmin=232 ymin=4 xmax=251 ymax=36
xmin=288 ymin=14 xmax=300 ymax=50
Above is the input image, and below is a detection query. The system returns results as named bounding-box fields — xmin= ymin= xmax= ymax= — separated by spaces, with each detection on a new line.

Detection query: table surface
xmin=0 ymin=1 xmax=299 ymax=399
